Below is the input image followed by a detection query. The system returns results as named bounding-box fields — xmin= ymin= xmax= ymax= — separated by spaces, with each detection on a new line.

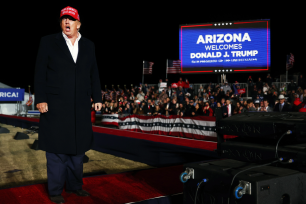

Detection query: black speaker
xmin=0 ymin=127 xmax=10 ymax=133
xmin=182 ymin=159 xmax=306 ymax=204
xmin=14 ymin=132 xmax=30 ymax=140
xmin=31 ymin=139 xmax=39 ymax=150
xmin=83 ymin=155 xmax=89 ymax=163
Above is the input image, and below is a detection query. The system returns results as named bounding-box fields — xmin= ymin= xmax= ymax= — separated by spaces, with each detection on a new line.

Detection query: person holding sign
xmin=34 ymin=6 xmax=102 ymax=203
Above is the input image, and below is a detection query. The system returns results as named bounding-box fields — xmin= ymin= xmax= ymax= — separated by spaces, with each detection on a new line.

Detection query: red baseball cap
xmin=60 ymin=6 xmax=80 ymax=21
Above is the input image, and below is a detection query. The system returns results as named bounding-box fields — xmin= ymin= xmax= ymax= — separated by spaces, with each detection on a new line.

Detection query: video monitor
xmin=179 ymin=19 xmax=270 ymax=73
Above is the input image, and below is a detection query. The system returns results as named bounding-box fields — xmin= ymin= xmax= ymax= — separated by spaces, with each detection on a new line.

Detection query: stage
xmin=0 ymin=114 xmax=219 ymax=203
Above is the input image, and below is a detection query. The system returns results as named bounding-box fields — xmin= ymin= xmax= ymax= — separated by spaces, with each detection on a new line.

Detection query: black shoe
xmin=49 ymin=195 xmax=65 ymax=203
xmin=66 ymin=189 xmax=90 ymax=196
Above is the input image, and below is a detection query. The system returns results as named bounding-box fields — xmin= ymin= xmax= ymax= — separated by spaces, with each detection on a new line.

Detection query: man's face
xmin=60 ymin=15 xmax=80 ymax=38
xmin=226 ymin=100 xmax=230 ymax=105
xmin=172 ymin=99 xmax=176 ymax=104
xmin=148 ymin=100 xmax=151 ymax=105
xmin=221 ymin=99 xmax=225 ymax=104
xmin=280 ymin=99 xmax=285 ymax=104
xmin=264 ymin=101 xmax=268 ymax=107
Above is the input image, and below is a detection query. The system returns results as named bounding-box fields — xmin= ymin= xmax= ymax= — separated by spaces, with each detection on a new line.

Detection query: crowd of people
xmin=93 ymin=74 xmax=306 ymax=122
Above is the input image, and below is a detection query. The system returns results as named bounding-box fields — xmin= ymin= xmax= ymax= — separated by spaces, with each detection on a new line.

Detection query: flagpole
xmin=142 ymin=61 xmax=144 ymax=85
xmin=166 ymin=59 xmax=168 ymax=80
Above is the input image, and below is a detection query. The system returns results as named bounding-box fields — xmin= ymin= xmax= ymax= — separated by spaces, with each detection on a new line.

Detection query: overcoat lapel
xmin=76 ymin=37 xmax=84 ymax=65
xmin=55 ymin=32 xmax=75 ymax=64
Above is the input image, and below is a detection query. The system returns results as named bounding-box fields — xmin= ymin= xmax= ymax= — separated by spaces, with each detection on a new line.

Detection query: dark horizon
xmin=1 ymin=4 xmax=302 ymax=92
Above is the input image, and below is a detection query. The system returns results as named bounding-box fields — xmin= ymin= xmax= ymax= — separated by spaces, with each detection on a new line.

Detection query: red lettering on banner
xmin=237 ymin=88 xmax=245 ymax=94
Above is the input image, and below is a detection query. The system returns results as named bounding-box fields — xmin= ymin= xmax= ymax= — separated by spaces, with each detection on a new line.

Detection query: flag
xmin=143 ymin=61 xmax=154 ymax=74
xmin=286 ymin=53 xmax=294 ymax=70
xmin=26 ymin=91 xmax=33 ymax=106
xmin=167 ymin=60 xmax=181 ymax=74
xmin=289 ymin=53 xmax=295 ymax=65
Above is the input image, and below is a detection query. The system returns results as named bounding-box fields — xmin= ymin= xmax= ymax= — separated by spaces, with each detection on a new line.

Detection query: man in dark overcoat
xmin=34 ymin=6 xmax=102 ymax=203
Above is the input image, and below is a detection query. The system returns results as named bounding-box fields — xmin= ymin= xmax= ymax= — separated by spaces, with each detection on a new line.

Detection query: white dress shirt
xmin=62 ymin=32 xmax=81 ymax=63
xmin=227 ymin=104 xmax=232 ymax=116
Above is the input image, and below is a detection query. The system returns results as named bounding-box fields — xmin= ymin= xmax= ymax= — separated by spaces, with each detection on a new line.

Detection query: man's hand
xmin=95 ymin=103 xmax=102 ymax=111
xmin=37 ymin=102 xmax=48 ymax=113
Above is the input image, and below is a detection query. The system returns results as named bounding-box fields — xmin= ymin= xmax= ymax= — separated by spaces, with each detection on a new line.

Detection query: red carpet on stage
xmin=0 ymin=165 xmax=184 ymax=204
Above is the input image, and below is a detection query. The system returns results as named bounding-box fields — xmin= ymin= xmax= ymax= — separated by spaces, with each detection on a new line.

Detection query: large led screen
xmin=179 ymin=20 xmax=270 ymax=73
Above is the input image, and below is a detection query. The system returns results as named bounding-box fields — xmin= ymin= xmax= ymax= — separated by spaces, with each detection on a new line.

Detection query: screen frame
xmin=179 ymin=19 xmax=271 ymax=74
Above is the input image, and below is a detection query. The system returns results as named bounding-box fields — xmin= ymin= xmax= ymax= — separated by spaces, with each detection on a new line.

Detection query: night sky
xmin=1 ymin=3 xmax=301 ymax=92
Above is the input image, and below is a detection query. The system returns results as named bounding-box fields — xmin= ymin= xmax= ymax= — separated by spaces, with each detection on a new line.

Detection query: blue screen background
xmin=179 ymin=22 xmax=270 ymax=70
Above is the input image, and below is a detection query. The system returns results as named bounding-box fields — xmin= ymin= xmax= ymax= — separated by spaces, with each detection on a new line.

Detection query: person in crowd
xmin=191 ymin=103 xmax=202 ymax=116
xmin=263 ymin=83 xmax=269 ymax=95
xmin=136 ymin=90 xmax=145 ymax=102
xmin=138 ymin=83 xmax=145 ymax=95
xmin=177 ymin=103 xmax=185 ymax=116
xmin=198 ymin=85 xmax=204 ymax=98
xmin=288 ymin=80 xmax=297 ymax=92
xmin=153 ymin=105 xmax=162 ymax=115
xmin=242 ymin=100 xmax=248 ymax=108
xmin=166 ymin=86 xmax=173 ymax=98
xmin=298 ymin=74 xmax=305 ymax=89
xmin=100 ymin=103 xmax=106 ymax=114
xmin=203 ymin=93 xmax=209 ymax=103
xmin=112 ymin=103 xmax=118 ymax=114
xmin=184 ymin=79 xmax=190 ymax=93
xmin=279 ymin=84 xmax=287 ymax=93
xmin=220 ymin=98 xmax=226 ymax=106
xmin=117 ymin=103 xmax=123 ymax=114
xmin=292 ymin=93 xmax=302 ymax=112
xmin=188 ymin=85 xmax=195 ymax=99
xmin=271 ymin=91 xmax=278 ymax=106
xmin=160 ymin=98 xmax=169 ymax=115
xmin=297 ymin=86 xmax=303 ymax=97
xmin=177 ymin=77 xmax=184 ymax=88
xmin=274 ymin=95 xmax=292 ymax=112
xmin=203 ymin=102 xmax=213 ymax=116
xmin=129 ymin=92 xmax=135 ymax=102
xmin=256 ymin=77 xmax=263 ymax=91
xmin=186 ymin=99 xmax=195 ymax=116
xmin=123 ymin=103 xmax=132 ymax=114
xmin=299 ymin=97 xmax=306 ymax=112
xmin=223 ymin=99 xmax=235 ymax=118
xmin=266 ymin=74 xmax=273 ymax=86
xmin=223 ymin=81 xmax=231 ymax=94
xmin=233 ymin=101 xmax=243 ymax=115
xmin=177 ymin=86 xmax=185 ymax=103
xmin=287 ymin=89 xmax=295 ymax=104
xmin=165 ymin=78 xmax=170 ymax=88
xmin=247 ymin=99 xmax=256 ymax=112
xmin=300 ymin=89 xmax=306 ymax=102
xmin=214 ymin=102 xmax=223 ymax=120
xmin=254 ymin=100 xmax=261 ymax=111
xmin=209 ymin=96 xmax=217 ymax=112
xmin=168 ymin=98 xmax=178 ymax=115
xmin=135 ymin=104 xmax=145 ymax=115
xmin=247 ymin=76 xmax=253 ymax=87
xmin=159 ymin=89 xmax=168 ymax=102
xmin=143 ymin=99 xmax=154 ymax=115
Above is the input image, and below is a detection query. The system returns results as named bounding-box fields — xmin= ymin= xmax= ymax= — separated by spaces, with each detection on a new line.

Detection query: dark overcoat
xmin=34 ymin=32 xmax=102 ymax=155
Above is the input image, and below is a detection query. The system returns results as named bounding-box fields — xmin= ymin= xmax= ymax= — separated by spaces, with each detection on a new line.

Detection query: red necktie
xmin=227 ymin=105 xmax=229 ymax=114
xmin=148 ymin=106 xmax=150 ymax=109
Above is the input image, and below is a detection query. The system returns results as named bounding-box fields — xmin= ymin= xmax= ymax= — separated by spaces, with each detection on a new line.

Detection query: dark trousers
xmin=46 ymin=152 xmax=85 ymax=196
